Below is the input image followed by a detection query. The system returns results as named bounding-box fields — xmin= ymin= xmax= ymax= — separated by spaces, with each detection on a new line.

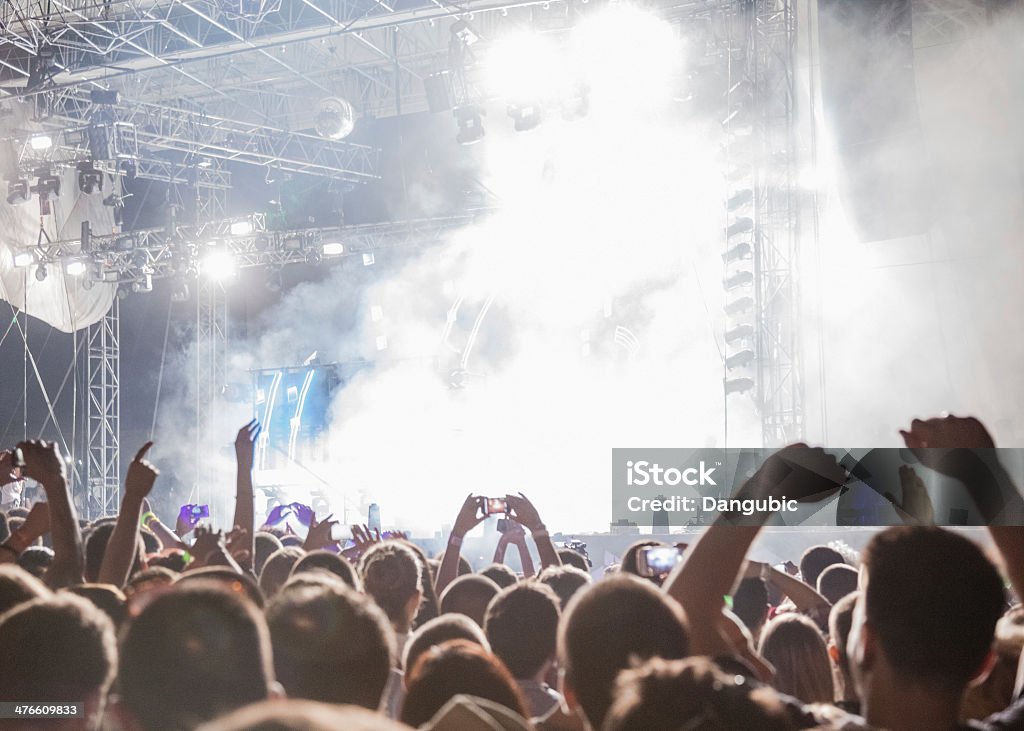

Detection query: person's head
xmin=258 ymin=546 xmax=305 ymax=598
xmin=963 ymin=606 xmax=1024 ymax=722
xmin=175 ymin=566 xmax=265 ymax=609
xmin=359 ymin=542 xmax=422 ymax=632
xmin=291 ymin=550 xmax=359 ymax=590
xmin=537 ymin=564 xmax=592 ymax=610
xmin=620 ymin=540 xmax=663 ymax=578
xmin=732 ymin=577 xmax=769 ymax=640
xmin=85 ymin=522 xmax=141 ymax=582
xmin=0 ymin=511 xmax=9 ymax=542
xmin=604 ymin=656 xmax=795 ymax=731
xmin=817 ymin=563 xmax=858 ymax=605
xmin=117 ymin=582 xmax=274 ymax=731
xmin=124 ymin=566 xmax=177 ymax=598
xmin=401 ymin=639 xmax=529 ymax=727
xmin=17 ymin=544 xmax=54 ymax=578
xmin=401 ymin=540 xmax=440 ymax=630
xmin=799 ymin=545 xmax=845 ymax=590
xmin=851 ymin=527 xmax=1005 ymax=705
xmin=758 ymin=613 xmax=834 ymax=704
xmin=559 ymin=575 xmax=689 ymax=729
xmin=403 ymin=613 xmax=490 ymax=681
xmin=66 ymin=584 xmax=128 ymax=630
xmin=828 ymin=591 xmax=859 ymax=699
xmin=439 ymin=574 xmax=500 ymax=627
xmin=266 ymin=583 xmax=395 ymax=708
xmin=480 ymin=563 xmax=518 ymax=589
xmin=196 ymin=699 xmax=413 ymax=731
xmin=0 ymin=563 xmax=51 ymax=616
xmin=557 ymin=548 xmax=591 ymax=572
xmin=0 ymin=594 xmax=117 ymax=730
xmin=253 ymin=531 xmax=283 ymax=575
xmin=484 ymin=582 xmax=560 ymax=681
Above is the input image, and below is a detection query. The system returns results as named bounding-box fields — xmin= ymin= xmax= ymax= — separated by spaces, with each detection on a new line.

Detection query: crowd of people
xmin=1 ymin=414 xmax=1023 ymax=730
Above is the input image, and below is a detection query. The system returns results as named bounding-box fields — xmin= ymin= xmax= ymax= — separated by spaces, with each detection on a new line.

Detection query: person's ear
xmin=851 ymin=618 xmax=876 ymax=676
xmin=968 ymin=649 xmax=998 ymax=688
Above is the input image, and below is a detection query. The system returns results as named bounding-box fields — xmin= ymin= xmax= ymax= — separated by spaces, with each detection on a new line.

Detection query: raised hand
xmin=452 ymin=494 xmax=486 ymax=538
xmin=290 ymin=502 xmax=315 ymax=528
xmin=505 ymin=493 xmax=544 ymax=532
xmin=885 ymin=466 xmax=935 ymax=526
xmin=900 ymin=415 xmax=995 ymax=481
xmin=747 ymin=445 xmax=847 ymax=504
xmin=503 ymin=519 xmax=528 ymax=545
xmin=176 ymin=504 xmax=206 ymax=536
xmin=264 ymin=503 xmax=292 ymax=527
xmin=235 ymin=419 xmax=261 ymax=471
xmin=125 ymin=442 xmax=159 ymax=500
xmin=189 ymin=526 xmax=225 ymax=566
xmin=14 ymin=440 xmax=67 ymax=490
xmin=303 ymin=513 xmax=339 ymax=551
xmin=342 ymin=524 xmax=380 ymax=562
xmin=225 ymin=526 xmax=252 ymax=567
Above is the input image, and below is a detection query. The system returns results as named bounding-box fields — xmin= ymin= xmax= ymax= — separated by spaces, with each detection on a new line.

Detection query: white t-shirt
xmin=1 ymin=480 xmax=24 ymax=510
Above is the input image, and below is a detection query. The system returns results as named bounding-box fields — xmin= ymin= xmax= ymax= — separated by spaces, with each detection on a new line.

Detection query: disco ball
xmin=314 ymin=97 xmax=356 ymax=140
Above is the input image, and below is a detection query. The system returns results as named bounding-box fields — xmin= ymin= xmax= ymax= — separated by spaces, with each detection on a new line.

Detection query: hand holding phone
xmin=637 ymin=546 xmax=684 ymax=578
xmin=483 ymin=497 xmax=508 ymax=516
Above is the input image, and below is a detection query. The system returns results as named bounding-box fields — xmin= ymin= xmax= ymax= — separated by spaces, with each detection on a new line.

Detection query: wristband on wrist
xmin=449 ymin=534 xmax=463 ymax=548
xmin=141 ymin=511 xmax=157 ymax=528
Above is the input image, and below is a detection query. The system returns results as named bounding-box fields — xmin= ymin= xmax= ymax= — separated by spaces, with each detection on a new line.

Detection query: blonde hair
xmin=758 ymin=613 xmax=835 ymax=704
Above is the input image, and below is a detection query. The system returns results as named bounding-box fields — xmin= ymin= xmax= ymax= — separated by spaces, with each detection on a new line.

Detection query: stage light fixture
xmin=202 ymin=249 xmax=236 ymax=281
xmin=454 ymin=106 xmax=485 ymax=145
xmin=77 ymin=162 xmax=103 ymax=194
xmin=314 ymin=97 xmax=356 ymax=141
xmin=131 ymin=272 xmax=153 ymax=293
xmin=725 ymin=349 xmax=755 ymax=370
xmin=723 ymin=242 xmax=752 ymax=263
xmin=450 ymin=19 xmax=480 ymax=46
xmin=6 ymin=178 xmax=30 ymax=205
xmin=508 ymin=105 xmax=542 ymax=132
xmin=13 ymin=251 xmax=33 ymax=267
xmin=724 ymin=377 xmax=755 ymax=395
xmin=362 ymin=252 xmax=375 ymax=267
xmin=65 ymin=260 xmax=88 ymax=276
xmin=375 ymin=335 xmax=389 ymax=351
xmin=724 ymin=324 xmax=754 ymax=343
xmin=29 ymin=134 xmax=53 ymax=150
xmin=727 ymin=189 xmax=753 ymax=211
xmin=132 ymin=249 xmax=149 ymax=268
xmin=370 ymin=305 xmax=384 ymax=322
xmin=230 ymin=220 xmax=254 ymax=236
xmin=724 ymin=296 xmax=754 ymax=315
xmin=724 ymin=270 xmax=754 ymax=290
xmin=305 ymin=248 xmax=322 ymax=265
xmin=727 ymin=217 xmax=753 ymax=237
xmin=35 ymin=264 xmax=48 ymax=282
xmin=322 ymin=242 xmax=344 ymax=256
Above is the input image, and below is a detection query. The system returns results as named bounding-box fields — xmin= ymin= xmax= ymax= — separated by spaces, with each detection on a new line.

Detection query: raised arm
xmin=232 ymin=420 xmax=261 ymax=573
xmin=506 ymin=493 xmax=561 ymax=571
xmin=900 ymin=415 xmax=1024 ymax=599
xmin=98 ymin=443 xmax=159 ymax=588
xmin=663 ymin=446 xmax=846 ymax=657
xmin=744 ymin=561 xmax=831 ymax=616
xmin=0 ymin=501 xmax=49 ymax=565
xmin=493 ymin=520 xmax=536 ymax=578
xmin=17 ymin=440 xmax=85 ymax=588
xmin=435 ymin=494 xmax=485 ymax=596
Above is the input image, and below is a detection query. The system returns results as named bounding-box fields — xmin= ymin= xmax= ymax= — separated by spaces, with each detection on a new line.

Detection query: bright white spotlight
xmin=481 ymin=31 xmax=567 ymax=104
xmin=322 ymin=242 xmax=344 ymax=256
xmin=202 ymin=250 xmax=236 ymax=281
xmin=13 ymin=252 xmax=33 ymax=267
xmin=370 ymin=305 xmax=384 ymax=322
xmin=65 ymin=261 xmax=88 ymax=276
xmin=375 ymin=335 xmax=388 ymax=351
xmin=29 ymin=134 xmax=53 ymax=150
xmin=229 ymin=220 xmax=254 ymax=236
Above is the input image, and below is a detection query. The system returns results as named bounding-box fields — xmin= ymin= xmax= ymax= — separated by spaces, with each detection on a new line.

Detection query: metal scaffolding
xmin=85 ymin=296 xmax=120 ymax=518
xmin=194 ymin=277 xmax=228 ymax=489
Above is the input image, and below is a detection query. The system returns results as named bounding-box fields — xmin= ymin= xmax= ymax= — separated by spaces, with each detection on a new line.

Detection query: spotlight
xmin=450 ymin=19 xmax=480 ymax=46
xmin=370 ymin=305 xmax=384 ymax=322
xmin=508 ymin=105 xmax=542 ymax=132
xmin=724 ymin=271 xmax=754 ymax=290
xmin=727 ymin=217 xmax=753 ymax=238
xmin=322 ymin=242 xmax=344 ymax=256
xmin=723 ymin=242 xmax=752 ymax=263
xmin=724 ymin=324 xmax=754 ymax=343
xmin=375 ymin=335 xmax=389 ymax=351
xmin=65 ymin=260 xmax=88 ymax=277
xmin=724 ymin=296 xmax=754 ymax=315
xmin=314 ymin=97 xmax=356 ymax=141
xmin=454 ymin=106 xmax=485 ymax=145
xmin=202 ymin=249 xmax=236 ymax=281
xmin=77 ymin=162 xmax=103 ymax=194
xmin=13 ymin=251 xmax=33 ymax=267
xmin=29 ymin=134 xmax=53 ymax=150
xmin=362 ymin=252 xmax=375 ymax=267
xmin=724 ymin=377 xmax=755 ymax=395
xmin=725 ymin=349 xmax=755 ymax=370
xmin=34 ymin=172 xmax=61 ymax=198
xmin=229 ymin=220 xmax=254 ymax=236
xmin=35 ymin=264 xmax=47 ymax=282
xmin=6 ymin=178 xmax=30 ymax=205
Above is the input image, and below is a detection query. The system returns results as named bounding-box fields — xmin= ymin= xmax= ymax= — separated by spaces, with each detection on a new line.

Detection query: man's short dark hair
xmin=266 ymin=583 xmax=395 ymax=708
xmin=119 ymin=582 xmax=273 ymax=730
xmin=0 ymin=594 xmax=117 ymax=703
xmin=799 ymin=545 xmax=845 ymax=589
xmin=537 ymin=564 xmax=592 ymax=610
xmin=484 ymin=582 xmax=560 ymax=679
xmin=253 ymin=531 xmax=283 ymax=575
xmin=557 ymin=548 xmax=591 ymax=572
xmin=559 ymin=575 xmax=689 ymax=729
xmin=403 ymin=613 xmax=489 ymax=675
xmin=359 ymin=542 xmax=421 ymax=625
xmin=439 ymin=574 xmax=501 ymax=627
xmin=817 ymin=563 xmax=858 ymax=605
xmin=861 ymin=527 xmax=1005 ymax=691
xmin=196 ymin=699 xmax=413 ymax=731
xmin=0 ymin=564 xmax=50 ymax=616
xmin=67 ymin=583 xmax=128 ymax=630
xmin=732 ymin=578 xmax=769 ymax=635
xmin=291 ymin=550 xmax=359 ymax=590
xmin=16 ymin=545 xmax=53 ymax=579
xmin=258 ymin=546 xmax=305 ymax=598
xmin=480 ymin=563 xmax=518 ymax=589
